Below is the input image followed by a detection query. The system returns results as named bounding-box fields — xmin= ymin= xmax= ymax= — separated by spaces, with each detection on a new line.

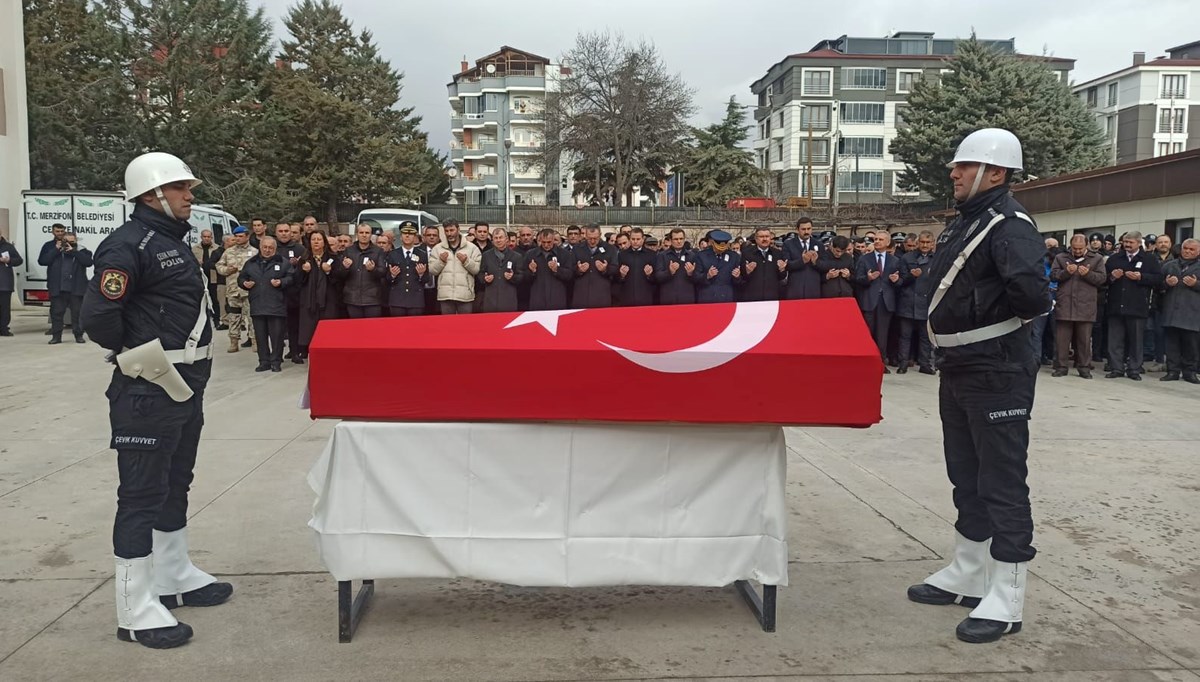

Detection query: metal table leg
xmin=338 ymin=579 xmax=374 ymax=642
xmin=734 ymin=580 xmax=777 ymax=633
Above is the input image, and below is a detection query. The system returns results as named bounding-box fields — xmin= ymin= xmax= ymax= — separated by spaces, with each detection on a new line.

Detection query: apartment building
xmin=447 ymin=46 xmax=572 ymax=206
xmin=1074 ymin=40 xmax=1200 ymax=165
xmin=749 ymin=32 xmax=1073 ymax=205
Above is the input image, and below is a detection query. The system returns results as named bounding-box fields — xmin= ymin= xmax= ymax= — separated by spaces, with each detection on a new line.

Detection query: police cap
xmin=709 ymin=229 xmax=732 ymax=243
xmin=399 ymin=220 xmax=419 ymax=234
xmin=231 ymin=226 xmax=248 ymax=235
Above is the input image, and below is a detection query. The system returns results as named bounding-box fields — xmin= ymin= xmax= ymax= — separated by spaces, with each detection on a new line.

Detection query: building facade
xmin=1074 ymin=41 xmax=1200 ymax=166
xmin=447 ymin=46 xmax=572 ymax=207
xmin=1 ymin=0 xmax=31 ymax=244
xmin=749 ymin=32 xmax=1073 ymax=205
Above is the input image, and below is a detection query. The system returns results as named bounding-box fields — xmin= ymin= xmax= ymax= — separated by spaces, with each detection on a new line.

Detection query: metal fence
xmin=334 ymin=202 xmax=946 ymax=228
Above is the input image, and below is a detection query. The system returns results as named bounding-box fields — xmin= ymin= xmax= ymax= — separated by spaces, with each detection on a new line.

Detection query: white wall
xmin=1032 ymin=193 xmax=1200 ymax=236
xmin=0 ymin=0 xmax=31 ymax=244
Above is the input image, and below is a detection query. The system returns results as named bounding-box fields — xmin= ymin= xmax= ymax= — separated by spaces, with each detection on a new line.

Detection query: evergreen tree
xmin=24 ymin=0 xmax=136 ymax=189
xmin=680 ymin=97 xmax=766 ymax=206
xmin=890 ymin=37 xmax=1106 ymax=202
xmin=261 ymin=0 xmax=442 ymax=227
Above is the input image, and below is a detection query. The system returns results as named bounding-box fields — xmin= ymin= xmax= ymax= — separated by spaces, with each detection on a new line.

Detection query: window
xmin=1159 ymin=107 xmax=1185 ymax=133
xmin=838 ymin=137 xmax=884 ymax=158
xmin=1162 ymin=74 xmax=1187 ymax=99
xmin=895 ymin=105 xmax=911 ymax=128
xmin=777 ymin=111 xmax=785 ymax=128
xmin=799 ymin=139 xmax=830 ymax=164
xmin=799 ymin=104 xmax=831 ymax=130
xmin=463 ymin=96 xmax=482 ymax=114
xmin=799 ymin=172 xmax=829 ymax=198
xmin=840 ymin=102 xmax=885 ymax=124
xmin=892 ymin=174 xmax=918 ymax=196
xmin=802 ymin=69 xmax=832 ymax=96
xmin=837 ymin=171 xmax=884 ymax=193
xmin=511 ymin=96 xmax=531 ymax=113
xmin=1106 ymin=83 xmax=1118 ymax=107
xmin=1105 ymin=115 xmax=1115 ymax=138
xmin=896 ymin=70 xmax=922 ymax=94
xmin=483 ymin=93 xmax=502 ymax=111
xmin=477 ymin=164 xmax=496 ymax=176
xmin=775 ymin=142 xmax=784 ymax=164
xmin=842 ymin=67 xmax=886 ymax=90
xmin=1086 ymin=87 xmax=1097 ymax=108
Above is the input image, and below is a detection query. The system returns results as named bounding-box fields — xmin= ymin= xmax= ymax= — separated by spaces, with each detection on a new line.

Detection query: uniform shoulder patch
xmin=100 ymin=269 xmax=129 ymax=300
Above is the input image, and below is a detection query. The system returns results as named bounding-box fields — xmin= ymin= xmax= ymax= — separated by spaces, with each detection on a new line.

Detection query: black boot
xmin=896 ymin=365 xmax=908 ymax=374
xmin=270 ymin=363 xmax=282 ymax=372
xmin=1185 ymin=373 xmax=1200 ymax=385
xmin=75 ymin=335 xmax=86 ymax=344
xmin=1161 ymin=372 xmax=1180 ymax=382
xmin=160 ymin=582 xmax=234 ymax=610
xmin=242 ymin=338 xmax=253 ymax=348
xmin=255 ymin=363 xmax=270 ymax=372
xmin=956 ymin=618 xmax=1022 ymax=643
xmin=1051 ymin=368 xmax=1068 ymax=377
xmin=907 ymin=583 xmax=981 ymax=608
xmin=48 ymin=336 xmax=62 ymax=345
xmin=117 ymin=623 xmax=194 ymax=649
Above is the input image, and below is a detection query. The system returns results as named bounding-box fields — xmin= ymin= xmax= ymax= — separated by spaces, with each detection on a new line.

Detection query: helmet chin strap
xmin=966 ymin=163 xmax=989 ymax=201
xmin=154 ymin=186 xmax=176 ymax=220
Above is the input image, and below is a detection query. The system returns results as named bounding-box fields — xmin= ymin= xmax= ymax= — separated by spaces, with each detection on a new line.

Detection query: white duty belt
xmin=116 ymin=273 xmax=214 ymax=402
xmin=927 ymin=211 xmax=1038 ymax=349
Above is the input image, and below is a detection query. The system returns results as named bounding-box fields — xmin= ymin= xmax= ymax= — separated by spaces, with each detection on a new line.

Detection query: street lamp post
xmin=503 ymin=132 xmax=513 ymax=230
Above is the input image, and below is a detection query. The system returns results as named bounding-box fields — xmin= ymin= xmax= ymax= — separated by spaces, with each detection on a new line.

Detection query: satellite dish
xmin=447 ymin=167 xmax=459 ymax=178
xmin=485 ymin=63 xmax=496 ymax=74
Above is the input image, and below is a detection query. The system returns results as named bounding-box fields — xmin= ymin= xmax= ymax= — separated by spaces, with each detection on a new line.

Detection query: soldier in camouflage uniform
xmin=214 ymin=226 xmax=257 ymax=352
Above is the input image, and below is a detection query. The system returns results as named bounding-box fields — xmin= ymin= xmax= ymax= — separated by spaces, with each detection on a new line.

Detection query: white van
xmin=353 ymin=208 xmax=441 ymax=237
xmin=18 ymin=190 xmax=240 ymax=304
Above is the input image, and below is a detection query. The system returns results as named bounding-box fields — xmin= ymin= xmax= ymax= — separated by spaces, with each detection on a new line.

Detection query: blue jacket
xmin=693 ymin=248 xmax=742 ymax=303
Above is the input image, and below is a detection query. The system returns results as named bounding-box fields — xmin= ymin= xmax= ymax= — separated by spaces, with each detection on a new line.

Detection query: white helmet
xmin=948 ymin=128 xmax=1023 ymax=171
xmin=124 ymin=152 xmax=201 ymax=202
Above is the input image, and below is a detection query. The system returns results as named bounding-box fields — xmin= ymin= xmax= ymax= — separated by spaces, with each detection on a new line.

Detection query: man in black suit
xmin=1105 ymin=231 xmax=1164 ymax=379
xmin=854 ymin=232 xmax=902 ymax=371
xmin=613 ymin=228 xmax=657 ymax=307
xmin=783 ymin=217 xmax=822 ymax=300
xmin=571 ymin=225 xmax=614 ymax=308
xmin=738 ymin=227 xmax=787 ymax=302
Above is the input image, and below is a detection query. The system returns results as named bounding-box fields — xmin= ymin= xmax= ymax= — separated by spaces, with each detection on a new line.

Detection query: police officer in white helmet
xmin=905 ymin=129 xmax=1051 ymax=643
xmin=81 ymin=152 xmax=233 ymax=649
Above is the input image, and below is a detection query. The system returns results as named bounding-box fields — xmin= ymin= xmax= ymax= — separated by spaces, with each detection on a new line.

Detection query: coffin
xmin=307 ymin=299 xmax=882 ymax=427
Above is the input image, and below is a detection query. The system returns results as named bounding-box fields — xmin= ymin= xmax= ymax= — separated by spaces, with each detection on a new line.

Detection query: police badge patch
xmin=101 ymin=269 xmax=129 ymax=300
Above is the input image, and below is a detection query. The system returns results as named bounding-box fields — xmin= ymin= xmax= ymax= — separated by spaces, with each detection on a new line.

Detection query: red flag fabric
xmin=308 ymin=299 xmax=882 ymax=427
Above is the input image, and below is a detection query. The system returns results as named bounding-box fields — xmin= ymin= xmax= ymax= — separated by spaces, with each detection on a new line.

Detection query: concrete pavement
xmin=0 ymin=306 xmax=1197 ymax=681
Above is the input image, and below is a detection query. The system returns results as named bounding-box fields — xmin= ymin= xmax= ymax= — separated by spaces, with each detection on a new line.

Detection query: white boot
xmin=925 ymin=533 xmax=990 ymax=602
xmin=153 ymin=528 xmax=217 ymax=607
xmin=115 ymin=555 xmax=192 ymax=648
xmin=957 ymin=558 xmax=1028 ymax=643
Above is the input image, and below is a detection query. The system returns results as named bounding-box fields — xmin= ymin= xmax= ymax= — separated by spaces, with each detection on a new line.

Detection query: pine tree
xmin=261 ymin=0 xmax=442 ymax=227
xmin=99 ymin=0 xmax=274 ymax=212
xmin=680 ymin=97 xmax=766 ymax=206
xmin=24 ymin=0 xmax=136 ymax=189
xmin=890 ymin=37 xmax=1106 ymax=203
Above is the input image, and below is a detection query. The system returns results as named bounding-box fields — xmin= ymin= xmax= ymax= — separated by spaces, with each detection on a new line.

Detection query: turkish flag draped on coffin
xmin=307 ymin=298 xmax=882 ymax=427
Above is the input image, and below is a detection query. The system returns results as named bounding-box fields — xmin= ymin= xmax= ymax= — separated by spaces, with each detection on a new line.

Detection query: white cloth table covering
xmin=308 ymin=421 xmax=789 ymax=587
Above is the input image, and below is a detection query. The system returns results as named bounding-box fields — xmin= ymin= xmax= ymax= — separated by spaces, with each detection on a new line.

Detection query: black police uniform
xmin=81 ymin=202 xmax=214 ymax=559
xmin=925 ymin=184 xmax=1051 ymax=564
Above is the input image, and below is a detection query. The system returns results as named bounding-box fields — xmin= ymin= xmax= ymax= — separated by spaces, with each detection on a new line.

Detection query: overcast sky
xmin=254 ymin=0 xmax=1196 ymax=156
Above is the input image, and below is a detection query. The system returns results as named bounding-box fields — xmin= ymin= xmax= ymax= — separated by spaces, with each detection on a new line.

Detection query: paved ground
xmin=0 ymin=306 xmax=1197 ymax=682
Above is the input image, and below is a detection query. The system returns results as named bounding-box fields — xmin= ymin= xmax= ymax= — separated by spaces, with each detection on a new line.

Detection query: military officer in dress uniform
xmin=693 ymin=230 xmax=742 ymax=303
xmin=384 ymin=222 xmax=431 ymax=316
xmin=906 ymin=129 xmax=1051 ymax=644
xmin=81 ymin=152 xmax=233 ymax=649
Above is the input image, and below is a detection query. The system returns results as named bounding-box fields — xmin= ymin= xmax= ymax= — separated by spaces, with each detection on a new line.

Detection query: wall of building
xmin=0 ymin=1 xmax=31 ymax=243
xmin=1031 ymin=193 xmax=1200 ymax=241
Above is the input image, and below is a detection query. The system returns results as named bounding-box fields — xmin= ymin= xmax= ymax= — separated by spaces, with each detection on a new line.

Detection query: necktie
xmin=877 ymin=254 xmax=884 ymax=271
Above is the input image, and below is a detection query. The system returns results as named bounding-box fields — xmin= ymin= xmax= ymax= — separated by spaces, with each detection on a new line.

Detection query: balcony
xmin=462 ymin=172 xmax=499 ymax=187
xmin=503 ymin=75 xmax=546 ymax=91
xmin=800 ymin=152 xmax=831 ymax=165
xmin=801 ymin=84 xmax=832 ymax=98
xmin=462 ymin=112 xmax=487 ymax=128
xmin=509 ymin=142 xmax=543 ymax=155
xmin=798 ymin=118 xmax=831 ymax=131
xmin=770 ymin=127 xmax=786 ymax=139
xmin=450 ymin=114 xmax=463 ymax=130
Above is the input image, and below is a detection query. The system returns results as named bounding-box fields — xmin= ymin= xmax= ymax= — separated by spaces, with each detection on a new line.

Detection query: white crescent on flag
xmin=599 ymin=301 xmax=779 ymax=374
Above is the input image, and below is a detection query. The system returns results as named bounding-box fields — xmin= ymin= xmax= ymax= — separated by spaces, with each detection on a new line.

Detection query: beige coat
xmin=429 ymin=241 xmax=482 ymax=303
xmin=1051 ymin=250 xmax=1106 ymax=322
